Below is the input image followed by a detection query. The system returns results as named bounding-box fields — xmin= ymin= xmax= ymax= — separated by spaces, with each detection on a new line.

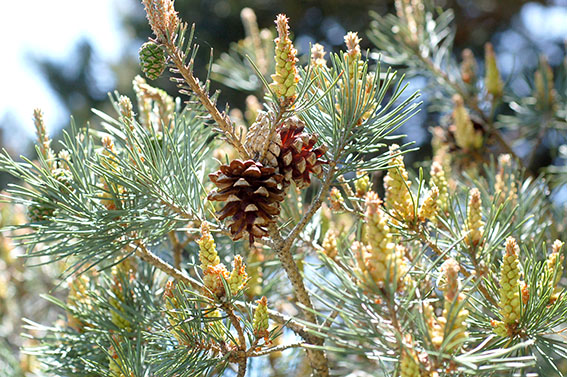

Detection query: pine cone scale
xmin=257 ymin=202 xmax=281 ymax=215
xmin=216 ymin=202 xmax=241 ymax=220
xmin=253 ymin=186 xmax=270 ymax=196
xmin=242 ymin=165 xmax=263 ymax=178
xmin=234 ymin=178 xmax=252 ymax=187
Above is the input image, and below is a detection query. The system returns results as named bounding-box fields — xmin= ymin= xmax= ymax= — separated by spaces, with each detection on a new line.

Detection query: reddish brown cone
xmin=277 ymin=117 xmax=327 ymax=188
xmin=208 ymin=159 xmax=285 ymax=243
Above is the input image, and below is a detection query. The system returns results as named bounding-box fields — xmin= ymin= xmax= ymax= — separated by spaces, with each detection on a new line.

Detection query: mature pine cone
xmin=208 ymin=159 xmax=285 ymax=243
xmin=277 ymin=117 xmax=327 ymax=188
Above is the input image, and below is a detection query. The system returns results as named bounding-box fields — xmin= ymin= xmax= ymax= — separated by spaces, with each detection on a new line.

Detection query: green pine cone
xmin=139 ymin=41 xmax=166 ymax=80
xmin=28 ymin=202 xmax=54 ymax=222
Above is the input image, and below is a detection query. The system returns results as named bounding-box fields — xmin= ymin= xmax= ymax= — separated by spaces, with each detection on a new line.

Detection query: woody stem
xmin=267 ymin=164 xmax=336 ymax=377
xmin=224 ymin=304 xmax=248 ymax=377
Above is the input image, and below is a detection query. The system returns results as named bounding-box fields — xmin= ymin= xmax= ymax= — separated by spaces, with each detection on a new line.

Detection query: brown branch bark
xmin=249 ymin=342 xmax=304 ymax=357
xmin=169 ymin=231 xmax=183 ymax=269
xmin=224 ymin=304 xmax=248 ymax=377
xmin=266 ymin=164 xmax=336 ymax=377
xmin=269 ymin=222 xmax=330 ymax=377
xmin=128 ymin=240 xmax=198 ymax=287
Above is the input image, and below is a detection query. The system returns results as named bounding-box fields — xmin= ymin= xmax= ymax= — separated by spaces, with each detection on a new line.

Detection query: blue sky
xmin=0 ymin=0 xmax=132 ymax=151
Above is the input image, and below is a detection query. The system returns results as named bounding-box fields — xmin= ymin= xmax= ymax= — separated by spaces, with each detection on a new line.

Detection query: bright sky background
xmin=0 ymin=0 xmax=131 ymax=151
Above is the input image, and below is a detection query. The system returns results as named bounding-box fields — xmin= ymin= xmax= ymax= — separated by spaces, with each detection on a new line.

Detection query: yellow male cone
xmin=400 ymin=335 xmax=421 ymax=377
xmin=493 ymin=237 xmax=522 ymax=337
xmin=384 ymin=145 xmax=414 ymax=222
xmin=547 ymin=240 xmax=565 ymax=303
xmin=418 ymin=185 xmax=439 ymax=222
xmin=364 ymin=192 xmax=396 ymax=285
xmin=253 ymin=296 xmax=269 ymax=338
xmin=322 ymin=229 xmax=338 ymax=260
xmin=355 ymin=171 xmax=371 ymax=198
xmin=270 ymin=14 xmax=299 ymax=106
xmin=453 ymin=94 xmax=483 ymax=150
xmin=198 ymin=222 xmax=220 ymax=269
xmin=227 ymin=255 xmax=248 ymax=295
xmin=430 ymin=161 xmax=449 ymax=212
xmin=464 ymin=188 xmax=484 ymax=249
xmin=439 ymin=259 xmax=469 ymax=352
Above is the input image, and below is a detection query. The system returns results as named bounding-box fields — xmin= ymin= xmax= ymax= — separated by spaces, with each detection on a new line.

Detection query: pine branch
xmin=266 ymin=163 xmax=337 ymax=377
xmin=163 ymin=36 xmax=250 ymax=160
xmin=131 ymin=235 xmax=319 ymax=374
xmin=127 ymin=240 xmax=196 ymax=288
xmin=141 ymin=1 xmax=247 ymax=157
xmin=168 ymin=231 xmax=183 ymax=269
xmin=223 ymin=305 xmax=248 ymax=377
xmin=128 ymin=238 xmax=311 ymax=341
xmin=249 ymin=342 xmax=304 ymax=357
xmin=268 ymin=222 xmax=330 ymax=377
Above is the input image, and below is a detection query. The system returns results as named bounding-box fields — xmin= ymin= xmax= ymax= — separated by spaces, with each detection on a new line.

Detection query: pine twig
xmin=249 ymin=342 xmax=304 ymax=357
xmin=320 ymin=308 xmax=341 ymax=330
xmin=128 ymin=240 xmax=196 ymax=287
xmin=168 ymin=231 xmax=183 ymax=269
xmin=414 ymin=230 xmax=498 ymax=307
xmin=159 ymin=198 xmax=195 ymax=220
xmin=382 ymin=288 xmax=404 ymax=352
xmin=223 ymin=304 xmax=248 ymax=377
xmin=163 ymin=39 xmax=250 ymax=160
xmin=141 ymin=1 xmax=248 ymax=158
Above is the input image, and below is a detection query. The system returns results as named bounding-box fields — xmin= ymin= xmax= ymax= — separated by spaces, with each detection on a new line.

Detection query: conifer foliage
xmin=0 ymin=0 xmax=566 ymax=376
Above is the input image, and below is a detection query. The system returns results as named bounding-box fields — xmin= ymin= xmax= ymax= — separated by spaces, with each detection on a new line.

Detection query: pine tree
xmin=1 ymin=0 xmax=566 ymax=376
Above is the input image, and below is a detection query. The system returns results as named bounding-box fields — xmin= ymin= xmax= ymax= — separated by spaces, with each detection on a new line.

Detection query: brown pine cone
xmin=208 ymin=159 xmax=285 ymax=243
xmin=277 ymin=117 xmax=327 ymax=188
